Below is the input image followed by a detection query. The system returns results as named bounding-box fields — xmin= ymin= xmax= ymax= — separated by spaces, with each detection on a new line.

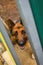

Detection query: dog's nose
xmin=18 ymin=40 xmax=25 ymax=46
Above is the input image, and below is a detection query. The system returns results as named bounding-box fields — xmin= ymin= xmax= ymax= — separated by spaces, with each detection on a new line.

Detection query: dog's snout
xmin=18 ymin=40 xmax=25 ymax=46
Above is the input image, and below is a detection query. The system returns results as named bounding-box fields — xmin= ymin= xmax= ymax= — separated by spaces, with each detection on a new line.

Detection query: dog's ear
xmin=18 ymin=18 xmax=24 ymax=25
xmin=5 ymin=19 xmax=15 ymax=32
xmin=20 ymin=19 xmax=23 ymax=25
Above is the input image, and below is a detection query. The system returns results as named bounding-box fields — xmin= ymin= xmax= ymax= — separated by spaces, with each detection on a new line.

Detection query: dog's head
xmin=5 ymin=19 xmax=28 ymax=48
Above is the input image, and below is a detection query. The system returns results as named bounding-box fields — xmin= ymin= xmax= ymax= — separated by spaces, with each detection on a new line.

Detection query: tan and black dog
xmin=3 ymin=18 xmax=35 ymax=59
xmin=4 ymin=19 xmax=28 ymax=48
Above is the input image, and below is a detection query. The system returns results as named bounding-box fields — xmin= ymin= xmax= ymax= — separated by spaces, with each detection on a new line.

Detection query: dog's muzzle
xmin=18 ymin=40 xmax=26 ymax=46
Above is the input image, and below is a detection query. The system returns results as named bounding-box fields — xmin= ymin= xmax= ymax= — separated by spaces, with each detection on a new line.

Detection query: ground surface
xmin=0 ymin=0 xmax=37 ymax=65
xmin=0 ymin=0 xmax=20 ymax=21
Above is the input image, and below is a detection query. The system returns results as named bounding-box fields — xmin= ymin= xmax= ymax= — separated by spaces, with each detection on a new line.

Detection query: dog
xmin=3 ymin=18 xmax=35 ymax=59
xmin=4 ymin=19 xmax=28 ymax=48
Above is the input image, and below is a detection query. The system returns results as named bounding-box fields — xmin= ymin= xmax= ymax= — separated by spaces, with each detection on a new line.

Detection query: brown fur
xmin=4 ymin=19 xmax=27 ymax=46
xmin=11 ymin=21 xmax=27 ymax=45
xmin=3 ymin=19 xmax=35 ymax=59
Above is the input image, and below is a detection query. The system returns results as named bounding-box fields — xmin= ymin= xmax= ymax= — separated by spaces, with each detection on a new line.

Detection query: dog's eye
xmin=12 ymin=31 xmax=18 ymax=36
xmin=14 ymin=31 xmax=18 ymax=36
xmin=21 ymin=30 xmax=26 ymax=35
